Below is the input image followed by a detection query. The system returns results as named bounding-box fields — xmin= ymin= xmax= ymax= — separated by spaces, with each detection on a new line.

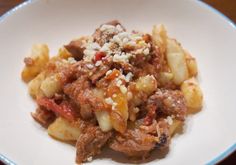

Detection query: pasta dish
xmin=21 ymin=20 xmax=203 ymax=163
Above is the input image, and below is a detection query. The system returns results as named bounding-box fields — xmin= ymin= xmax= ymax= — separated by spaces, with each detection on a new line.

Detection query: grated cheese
xmin=120 ymin=85 xmax=127 ymax=94
xmin=83 ymin=49 xmax=96 ymax=62
xmin=165 ymin=116 xmax=173 ymax=125
xmin=87 ymin=156 xmax=93 ymax=162
xmin=125 ymin=72 xmax=133 ymax=82
xmin=86 ymin=63 xmax=94 ymax=69
xmin=67 ymin=57 xmax=76 ymax=64
xmin=105 ymin=97 xmax=114 ymax=105
xmin=95 ymin=60 xmax=102 ymax=66
xmin=106 ymin=70 xmax=112 ymax=76
xmin=83 ymin=24 xmax=151 ymax=63
xmin=116 ymin=79 xmax=122 ymax=87
xmin=143 ymin=48 xmax=150 ymax=55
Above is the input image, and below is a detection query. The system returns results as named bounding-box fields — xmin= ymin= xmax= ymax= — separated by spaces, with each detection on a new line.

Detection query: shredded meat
xmin=110 ymin=128 xmax=156 ymax=158
xmin=76 ymin=126 xmax=112 ymax=163
xmin=64 ymin=76 xmax=108 ymax=119
xmin=151 ymin=46 xmax=163 ymax=72
xmin=79 ymin=104 xmax=94 ymax=120
xmin=90 ymin=64 xmax=110 ymax=83
xmin=155 ymin=119 xmax=170 ymax=148
xmin=64 ymin=39 xmax=85 ymax=60
xmin=37 ymin=97 xmax=79 ymax=122
xmin=31 ymin=108 xmax=56 ymax=128
xmin=145 ymin=89 xmax=187 ymax=125
xmin=113 ymin=62 xmax=134 ymax=74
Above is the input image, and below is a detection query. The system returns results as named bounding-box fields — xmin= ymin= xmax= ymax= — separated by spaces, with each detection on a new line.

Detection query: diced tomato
xmin=105 ymin=69 xmax=120 ymax=80
xmin=37 ymin=98 xmax=76 ymax=122
xmin=94 ymin=51 xmax=106 ymax=61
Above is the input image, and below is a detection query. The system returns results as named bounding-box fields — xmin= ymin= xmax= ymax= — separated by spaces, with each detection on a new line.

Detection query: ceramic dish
xmin=0 ymin=0 xmax=235 ymax=164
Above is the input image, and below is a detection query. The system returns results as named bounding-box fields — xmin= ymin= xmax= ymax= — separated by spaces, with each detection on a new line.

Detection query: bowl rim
xmin=0 ymin=0 xmax=235 ymax=164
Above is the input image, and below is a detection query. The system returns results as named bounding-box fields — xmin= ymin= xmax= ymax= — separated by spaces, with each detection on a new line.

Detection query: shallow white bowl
xmin=0 ymin=0 xmax=235 ymax=164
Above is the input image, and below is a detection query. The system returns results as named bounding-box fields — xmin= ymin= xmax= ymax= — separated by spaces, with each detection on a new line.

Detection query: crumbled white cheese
xmin=87 ymin=156 xmax=93 ymax=162
xmin=95 ymin=60 xmax=102 ymax=66
xmin=105 ymin=97 xmax=117 ymax=111
xmin=67 ymin=57 xmax=76 ymax=64
xmin=100 ymin=24 xmax=116 ymax=32
xmin=113 ymin=53 xmax=131 ymax=63
xmin=90 ymin=42 xmax=101 ymax=50
xmin=83 ymin=49 xmax=96 ymax=62
xmin=105 ymin=97 xmax=114 ymax=105
xmin=143 ymin=48 xmax=150 ymax=55
xmin=112 ymin=94 xmax=117 ymax=98
xmin=116 ymin=79 xmax=122 ymax=87
xmin=125 ymin=72 xmax=133 ymax=82
xmin=120 ymin=85 xmax=127 ymax=94
xmin=112 ymin=102 xmax=118 ymax=110
xmin=86 ymin=63 xmax=94 ymax=69
xmin=135 ymin=48 xmax=143 ymax=54
xmin=100 ymin=43 xmax=110 ymax=52
xmin=115 ymin=24 xmax=123 ymax=32
xmin=118 ymin=74 xmax=126 ymax=81
xmin=106 ymin=70 xmax=112 ymax=76
xmin=83 ymin=24 xmax=151 ymax=64
xmin=166 ymin=116 xmax=173 ymax=125
xmin=122 ymin=37 xmax=129 ymax=44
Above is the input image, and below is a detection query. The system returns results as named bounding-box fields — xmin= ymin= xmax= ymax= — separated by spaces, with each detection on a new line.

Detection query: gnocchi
xmin=166 ymin=39 xmax=189 ymax=85
xmin=95 ymin=111 xmax=112 ymax=132
xmin=48 ymin=117 xmax=81 ymax=141
xmin=21 ymin=44 xmax=49 ymax=82
xmin=40 ymin=74 xmax=61 ymax=98
xmin=181 ymin=78 xmax=203 ymax=113
xmin=185 ymin=51 xmax=198 ymax=77
xmin=28 ymin=72 xmax=46 ymax=98
xmin=135 ymin=75 xmax=157 ymax=95
xmin=152 ymin=24 xmax=167 ymax=53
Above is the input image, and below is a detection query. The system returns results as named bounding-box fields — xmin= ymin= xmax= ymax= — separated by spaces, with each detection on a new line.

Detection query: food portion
xmin=21 ymin=20 xmax=203 ymax=163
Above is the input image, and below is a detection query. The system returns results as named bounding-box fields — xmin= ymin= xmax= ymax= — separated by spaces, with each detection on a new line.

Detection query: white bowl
xmin=0 ymin=0 xmax=235 ymax=164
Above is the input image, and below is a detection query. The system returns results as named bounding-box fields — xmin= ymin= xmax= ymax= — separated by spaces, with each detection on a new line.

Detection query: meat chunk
xmin=155 ymin=119 xmax=170 ymax=148
xmin=31 ymin=107 xmax=56 ymax=128
xmin=113 ymin=61 xmax=134 ymax=74
xmin=64 ymin=38 xmax=86 ymax=60
xmin=90 ymin=65 xmax=110 ymax=83
xmin=145 ymin=89 xmax=187 ymax=125
xmin=63 ymin=77 xmax=107 ymax=119
xmin=110 ymin=129 xmax=156 ymax=158
xmin=76 ymin=126 xmax=112 ymax=163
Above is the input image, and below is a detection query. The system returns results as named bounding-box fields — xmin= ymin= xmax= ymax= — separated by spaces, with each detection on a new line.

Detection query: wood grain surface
xmin=0 ymin=0 xmax=235 ymax=165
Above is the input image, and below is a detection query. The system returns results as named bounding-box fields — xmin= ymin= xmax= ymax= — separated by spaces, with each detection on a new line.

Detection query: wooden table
xmin=0 ymin=0 xmax=235 ymax=165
